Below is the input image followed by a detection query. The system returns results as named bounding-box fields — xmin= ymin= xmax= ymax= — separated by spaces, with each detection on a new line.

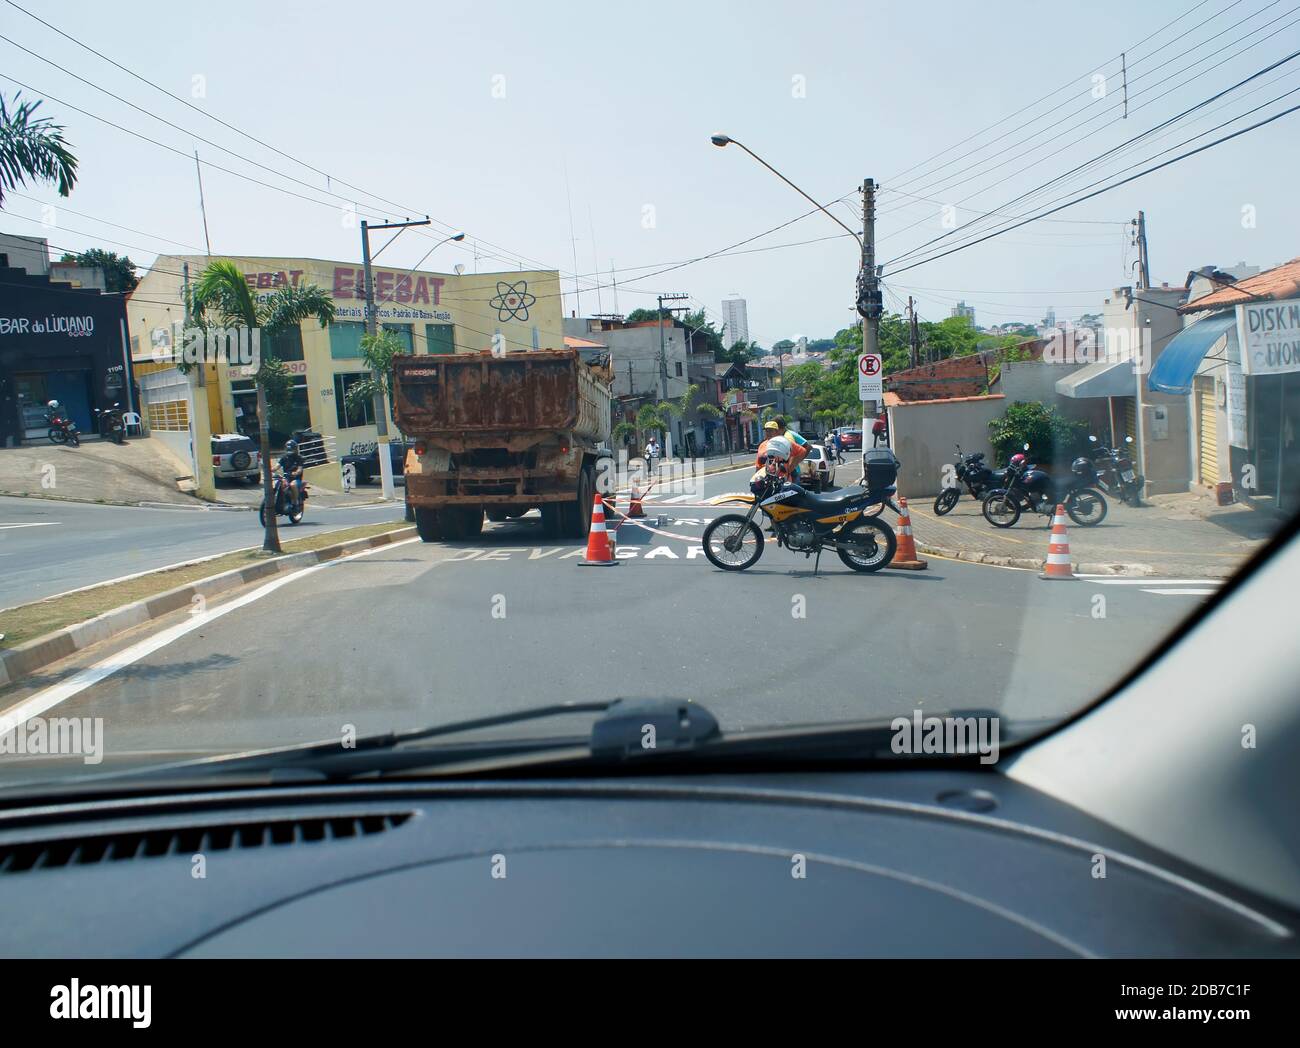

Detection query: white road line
xmin=1079 ymin=578 xmax=1222 ymax=586
xmin=658 ymin=494 xmax=697 ymax=504
xmin=0 ymin=522 xmax=60 ymax=530
xmin=1141 ymin=588 xmax=1218 ymax=596
xmin=0 ymin=537 xmax=421 ymax=735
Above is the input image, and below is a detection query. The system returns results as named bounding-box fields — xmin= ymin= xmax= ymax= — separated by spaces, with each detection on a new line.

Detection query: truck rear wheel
xmin=460 ymin=508 xmax=484 ymax=537
xmin=540 ymin=503 xmax=564 ymax=539
xmin=562 ymin=465 xmax=595 ymax=539
xmin=414 ymin=508 xmax=443 ymax=542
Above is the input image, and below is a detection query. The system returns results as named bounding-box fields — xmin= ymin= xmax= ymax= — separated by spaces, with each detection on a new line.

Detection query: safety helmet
xmin=48 ymin=399 xmax=60 ymax=409
xmin=284 ymin=439 xmax=298 ymax=452
xmin=763 ymin=420 xmax=780 ymax=432
xmin=1010 ymin=453 xmax=1027 ymax=468
xmin=764 ymin=435 xmax=793 ymax=461
xmin=1071 ymin=456 xmax=1092 ymax=475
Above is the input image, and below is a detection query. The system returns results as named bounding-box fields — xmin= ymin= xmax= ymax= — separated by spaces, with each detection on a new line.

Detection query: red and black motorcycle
xmin=45 ymin=402 xmax=80 ymax=447
xmin=981 ymin=445 xmax=1107 ymax=528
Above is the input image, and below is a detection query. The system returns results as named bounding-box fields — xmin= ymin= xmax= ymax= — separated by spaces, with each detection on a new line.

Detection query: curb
xmin=914 ymin=541 xmax=1161 ymax=576
xmin=0 ymin=526 xmax=416 ymax=690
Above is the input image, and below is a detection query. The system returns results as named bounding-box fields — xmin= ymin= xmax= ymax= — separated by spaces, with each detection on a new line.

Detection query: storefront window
xmin=263 ymin=326 xmax=304 ymax=362
xmin=334 ymin=372 xmax=375 ymax=429
xmin=329 ymin=322 xmax=366 ymax=360
xmin=424 ymin=324 xmax=455 ymax=354
xmin=231 ymin=377 xmax=309 ymax=448
xmin=381 ymin=324 xmax=413 ymax=353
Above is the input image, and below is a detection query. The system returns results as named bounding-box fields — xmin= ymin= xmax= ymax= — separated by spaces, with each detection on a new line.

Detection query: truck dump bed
xmin=394 ymin=349 xmax=608 ymax=442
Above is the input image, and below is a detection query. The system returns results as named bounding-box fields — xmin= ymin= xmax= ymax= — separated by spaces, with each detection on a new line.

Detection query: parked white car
xmin=211 ymin=433 xmax=261 ymax=483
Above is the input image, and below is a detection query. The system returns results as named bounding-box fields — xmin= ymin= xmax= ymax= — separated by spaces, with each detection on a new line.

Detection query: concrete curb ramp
xmin=914 ymin=541 xmax=1163 ymax=577
xmin=0 ymin=527 xmax=415 ymax=689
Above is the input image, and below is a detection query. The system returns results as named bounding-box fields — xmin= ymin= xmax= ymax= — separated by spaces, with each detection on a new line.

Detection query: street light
xmin=709 ymin=133 xmax=863 ymax=251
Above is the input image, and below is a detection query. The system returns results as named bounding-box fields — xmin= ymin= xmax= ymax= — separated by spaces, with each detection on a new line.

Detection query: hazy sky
xmin=2 ymin=0 xmax=1297 ymax=344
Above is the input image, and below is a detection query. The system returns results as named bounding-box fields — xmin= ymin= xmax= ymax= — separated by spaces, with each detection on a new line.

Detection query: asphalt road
xmin=0 ymin=494 xmax=406 ymax=608
xmin=0 ymin=463 xmax=1220 ymax=768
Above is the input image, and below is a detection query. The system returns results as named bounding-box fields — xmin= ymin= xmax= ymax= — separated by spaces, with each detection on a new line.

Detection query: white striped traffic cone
xmin=1039 ymin=504 xmax=1076 ymax=580
xmin=579 ymin=492 xmax=620 ymax=566
xmin=889 ymin=496 xmax=928 ymax=570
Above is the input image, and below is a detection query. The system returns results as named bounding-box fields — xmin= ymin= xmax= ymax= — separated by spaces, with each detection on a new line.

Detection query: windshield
xmin=1 ymin=0 xmax=1298 ymax=788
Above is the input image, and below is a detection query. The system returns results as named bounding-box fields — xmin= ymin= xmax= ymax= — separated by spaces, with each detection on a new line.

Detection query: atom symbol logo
xmin=490 ymin=280 xmax=536 ymax=323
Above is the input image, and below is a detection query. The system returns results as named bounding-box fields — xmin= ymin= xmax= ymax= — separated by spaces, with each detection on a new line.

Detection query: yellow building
xmin=127 ymin=255 xmax=564 ymax=496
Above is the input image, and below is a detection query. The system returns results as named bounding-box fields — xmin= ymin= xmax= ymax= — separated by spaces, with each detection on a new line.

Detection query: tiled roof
xmin=1178 ymin=256 xmax=1300 ymax=313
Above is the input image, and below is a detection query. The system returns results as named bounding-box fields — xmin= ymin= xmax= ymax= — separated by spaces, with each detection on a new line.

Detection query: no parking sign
xmin=858 ymin=353 xmax=882 ymax=400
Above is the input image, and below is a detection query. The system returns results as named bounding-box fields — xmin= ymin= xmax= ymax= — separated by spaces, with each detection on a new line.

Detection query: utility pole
xmin=907 ymin=295 xmax=920 ymax=369
xmin=657 ymin=292 xmax=690 ymax=459
xmin=857 ymin=178 xmax=882 ymax=455
xmin=1133 ymin=210 xmax=1150 ymax=290
xmin=194 ymin=152 xmax=212 ymax=256
xmin=361 ymin=217 xmax=430 ymax=500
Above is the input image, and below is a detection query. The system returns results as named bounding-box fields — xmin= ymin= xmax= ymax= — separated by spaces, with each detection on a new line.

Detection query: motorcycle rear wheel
xmin=702 ymin=514 xmax=764 ymax=571
xmin=982 ymin=491 xmax=1021 ymax=528
xmin=48 ymin=427 xmax=66 ymax=445
xmin=836 ymin=517 xmax=897 ymax=572
xmin=933 ymin=487 xmax=961 ymax=516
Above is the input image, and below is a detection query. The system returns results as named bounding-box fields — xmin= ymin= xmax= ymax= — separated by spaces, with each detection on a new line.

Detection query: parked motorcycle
xmin=1089 ymin=434 xmax=1143 ymax=506
xmin=94 ymin=403 xmax=126 ymax=445
xmin=259 ymin=472 xmax=307 ymax=526
xmin=45 ymin=402 xmax=80 ymax=447
xmin=703 ymin=451 xmax=900 ymax=574
xmin=981 ymin=444 xmax=1107 ymax=528
xmin=933 ymin=443 xmax=1010 ymax=515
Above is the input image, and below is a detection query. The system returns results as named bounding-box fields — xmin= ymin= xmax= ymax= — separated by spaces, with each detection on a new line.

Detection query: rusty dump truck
xmin=394 ymin=349 xmax=613 ymax=542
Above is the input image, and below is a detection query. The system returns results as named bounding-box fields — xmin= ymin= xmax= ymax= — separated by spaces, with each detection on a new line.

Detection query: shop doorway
xmin=15 ymin=370 xmax=93 ymax=440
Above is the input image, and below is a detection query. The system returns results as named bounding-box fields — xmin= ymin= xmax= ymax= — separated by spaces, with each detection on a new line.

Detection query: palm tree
xmin=190 ymin=260 xmax=335 ymax=553
xmin=0 ymin=92 xmax=78 ymax=207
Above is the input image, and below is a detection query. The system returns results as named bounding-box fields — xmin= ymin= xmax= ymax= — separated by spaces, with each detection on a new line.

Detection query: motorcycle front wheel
xmin=933 ymin=487 xmax=961 ymax=515
xmin=701 ymin=514 xmax=764 ymax=571
xmin=1066 ymin=488 xmax=1108 ymax=526
xmin=67 ymin=430 xmax=80 ymax=447
xmin=836 ymin=517 xmax=897 ymax=572
xmin=982 ymin=490 xmax=1021 ymax=528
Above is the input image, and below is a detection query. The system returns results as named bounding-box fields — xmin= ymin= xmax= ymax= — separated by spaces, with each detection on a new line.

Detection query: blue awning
xmin=1147 ymin=312 xmax=1237 ymax=395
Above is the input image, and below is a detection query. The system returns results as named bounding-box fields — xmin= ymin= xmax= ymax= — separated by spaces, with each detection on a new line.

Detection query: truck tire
xmin=485 ymin=508 xmax=509 ymax=523
xmin=461 ymin=508 xmax=484 ymax=537
xmin=562 ymin=465 xmax=595 ymax=539
xmin=540 ymin=503 xmax=564 ymax=539
xmin=414 ymin=507 xmax=443 ymax=542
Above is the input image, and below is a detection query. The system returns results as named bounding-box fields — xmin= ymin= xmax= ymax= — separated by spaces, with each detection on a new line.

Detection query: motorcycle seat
xmin=798 ymin=484 xmax=892 ymax=510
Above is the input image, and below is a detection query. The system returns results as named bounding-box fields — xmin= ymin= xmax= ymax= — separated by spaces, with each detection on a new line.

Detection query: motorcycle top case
xmin=862 ymin=448 xmax=899 ymax=491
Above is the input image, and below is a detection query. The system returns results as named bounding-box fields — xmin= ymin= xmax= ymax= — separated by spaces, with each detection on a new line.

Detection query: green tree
xmin=920 ymin=315 xmax=981 ymax=360
xmin=343 ymin=330 xmax=407 ymax=431
xmin=682 ymin=309 xmax=725 ymax=360
xmin=988 ymin=401 xmax=1090 ymax=468
xmin=612 ymin=420 xmax=637 ymax=447
xmin=624 ymin=307 xmax=665 ymax=323
xmin=717 ymin=338 xmax=759 ymax=365
xmin=0 ymin=92 xmax=78 ymax=207
xmin=59 ymin=248 xmax=138 ymax=293
xmin=189 ymin=259 xmax=335 ymax=553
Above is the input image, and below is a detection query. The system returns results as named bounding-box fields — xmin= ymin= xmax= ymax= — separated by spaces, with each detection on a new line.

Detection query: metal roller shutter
xmin=1195 ymin=376 xmax=1219 ymax=486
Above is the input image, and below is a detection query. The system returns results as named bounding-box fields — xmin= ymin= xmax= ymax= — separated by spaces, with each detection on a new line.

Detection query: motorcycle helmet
xmin=48 ymin=399 xmax=60 ymax=410
xmin=1071 ymin=456 xmax=1092 ymax=476
xmin=1009 ymin=452 xmax=1027 ymax=468
xmin=764 ymin=435 xmax=793 ymax=462
xmin=284 ymin=439 xmax=298 ymax=452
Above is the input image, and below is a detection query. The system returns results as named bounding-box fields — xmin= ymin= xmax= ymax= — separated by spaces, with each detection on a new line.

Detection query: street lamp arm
xmin=722 ymin=137 xmax=864 ymax=252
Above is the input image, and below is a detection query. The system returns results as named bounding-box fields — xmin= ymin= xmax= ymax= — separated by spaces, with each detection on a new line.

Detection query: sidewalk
xmin=905 ymin=487 xmax=1275 ymax=578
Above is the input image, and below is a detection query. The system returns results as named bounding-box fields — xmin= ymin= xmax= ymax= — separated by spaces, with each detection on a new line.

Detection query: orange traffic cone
xmin=628 ymin=482 xmax=646 ymax=518
xmin=889 ymin=496 xmax=928 ymax=570
xmin=579 ymin=492 xmax=620 ymax=567
xmin=1040 ymin=504 xmax=1076 ymax=580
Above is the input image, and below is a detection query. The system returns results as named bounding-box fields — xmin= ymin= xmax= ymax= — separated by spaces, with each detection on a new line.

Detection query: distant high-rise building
xmin=795 ymin=336 xmax=808 ymax=357
xmin=722 ymin=296 xmax=749 ymax=347
xmin=951 ymin=300 xmax=975 ymax=324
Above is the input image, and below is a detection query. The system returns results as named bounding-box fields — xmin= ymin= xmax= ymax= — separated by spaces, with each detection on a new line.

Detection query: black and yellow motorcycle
xmin=702 ymin=451 xmax=901 ymax=574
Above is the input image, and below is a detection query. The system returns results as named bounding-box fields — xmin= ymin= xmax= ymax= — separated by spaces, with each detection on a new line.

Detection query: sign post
xmin=858 ymin=352 xmax=882 ymax=460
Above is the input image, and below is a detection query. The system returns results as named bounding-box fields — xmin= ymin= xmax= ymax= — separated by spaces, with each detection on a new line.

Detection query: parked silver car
xmin=211 ymin=433 xmax=261 ymax=483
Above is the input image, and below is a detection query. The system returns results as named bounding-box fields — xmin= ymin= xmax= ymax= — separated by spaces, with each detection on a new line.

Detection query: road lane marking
xmin=0 ymin=538 xmax=422 ymax=736
xmin=0 ymin=522 xmax=60 ymax=530
xmin=1140 ymin=588 xmax=1218 ymax=596
xmin=1079 ymin=577 xmax=1221 ymax=585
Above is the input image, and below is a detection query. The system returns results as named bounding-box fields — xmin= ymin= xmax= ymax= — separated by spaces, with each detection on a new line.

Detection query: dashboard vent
xmin=0 ymin=812 xmax=413 ymax=874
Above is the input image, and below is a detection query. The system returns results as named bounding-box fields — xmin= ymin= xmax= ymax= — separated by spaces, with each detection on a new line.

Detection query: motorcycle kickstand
xmin=813 ymin=546 xmax=822 ymax=577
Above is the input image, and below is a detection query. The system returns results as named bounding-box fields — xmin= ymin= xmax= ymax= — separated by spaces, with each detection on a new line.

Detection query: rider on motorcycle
xmin=756 ymin=418 xmax=808 ymax=482
xmin=279 ymin=439 xmax=305 ymax=511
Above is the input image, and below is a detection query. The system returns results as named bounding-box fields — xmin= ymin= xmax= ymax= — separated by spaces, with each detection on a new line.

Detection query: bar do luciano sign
xmin=1237 ymin=297 xmax=1300 ymax=375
